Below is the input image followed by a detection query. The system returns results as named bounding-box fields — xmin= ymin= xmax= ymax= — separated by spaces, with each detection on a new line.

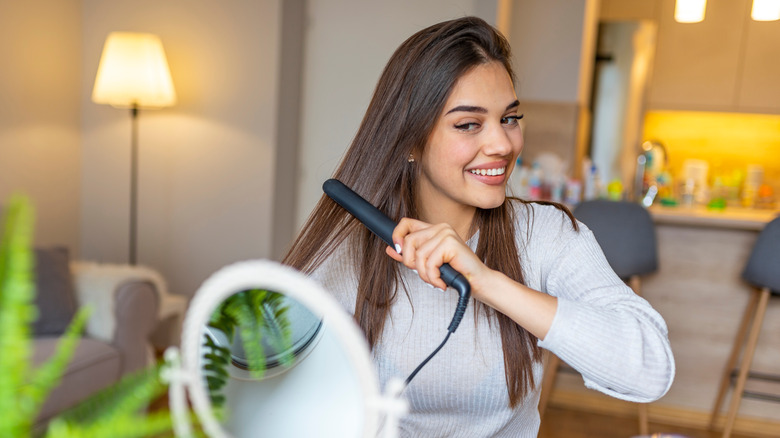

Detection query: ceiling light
xmin=675 ymin=0 xmax=707 ymax=23
xmin=752 ymin=0 xmax=780 ymax=21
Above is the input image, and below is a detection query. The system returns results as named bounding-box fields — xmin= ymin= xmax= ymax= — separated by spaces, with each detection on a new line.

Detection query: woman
xmin=283 ymin=16 xmax=674 ymax=437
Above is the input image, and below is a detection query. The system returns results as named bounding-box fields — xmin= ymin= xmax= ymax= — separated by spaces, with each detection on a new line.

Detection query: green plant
xmin=0 ymin=194 xmax=176 ymax=438
xmin=202 ymin=288 xmax=294 ymax=408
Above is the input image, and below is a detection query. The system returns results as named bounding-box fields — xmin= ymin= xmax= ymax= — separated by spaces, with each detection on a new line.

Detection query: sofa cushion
xmin=33 ymin=247 xmax=78 ymax=335
xmin=33 ymin=337 xmax=121 ymax=423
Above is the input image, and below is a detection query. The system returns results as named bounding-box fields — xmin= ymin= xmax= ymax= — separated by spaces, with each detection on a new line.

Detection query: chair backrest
xmin=742 ymin=215 xmax=780 ymax=293
xmin=573 ymin=199 xmax=658 ymax=279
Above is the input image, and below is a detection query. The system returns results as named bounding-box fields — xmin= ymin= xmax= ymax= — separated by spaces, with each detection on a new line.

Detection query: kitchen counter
xmin=649 ymin=205 xmax=779 ymax=231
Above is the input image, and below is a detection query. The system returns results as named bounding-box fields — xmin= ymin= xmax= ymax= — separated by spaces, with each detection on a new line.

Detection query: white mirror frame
xmin=162 ymin=259 xmax=407 ymax=438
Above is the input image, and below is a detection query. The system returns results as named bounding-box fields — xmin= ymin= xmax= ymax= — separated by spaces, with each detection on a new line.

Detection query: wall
xmin=505 ymin=0 xmax=599 ymax=178
xmin=80 ymin=0 xmax=281 ymax=297
xmin=294 ymin=0 xmax=497 ymax=229
xmin=0 ymin=0 xmax=82 ymax=250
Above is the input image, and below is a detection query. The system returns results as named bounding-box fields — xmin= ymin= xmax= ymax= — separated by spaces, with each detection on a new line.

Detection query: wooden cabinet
xmin=600 ymin=0 xmax=780 ymax=114
xmin=599 ymin=0 xmax=659 ymax=21
xmin=647 ymin=0 xmax=750 ymax=111
xmin=738 ymin=19 xmax=780 ymax=112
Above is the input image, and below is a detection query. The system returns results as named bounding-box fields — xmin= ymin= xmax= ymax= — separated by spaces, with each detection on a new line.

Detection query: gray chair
xmin=710 ymin=215 xmax=780 ymax=438
xmin=538 ymin=200 xmax=657 ymax=435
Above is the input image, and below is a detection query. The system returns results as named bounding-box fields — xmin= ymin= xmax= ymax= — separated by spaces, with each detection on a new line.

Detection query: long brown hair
xmin=283 ymin=16 xmax=574 ymax=407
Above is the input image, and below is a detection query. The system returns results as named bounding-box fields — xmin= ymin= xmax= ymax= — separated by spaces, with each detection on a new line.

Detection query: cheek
xmin=426 ymin=135 xmax=474 ymax=168
xmin=513 ymin=129 xmax=524 ymax=153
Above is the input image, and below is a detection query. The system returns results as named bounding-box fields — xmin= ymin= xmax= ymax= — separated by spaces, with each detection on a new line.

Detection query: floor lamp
xmin=92 ymin=32 xmax=176 ymax=265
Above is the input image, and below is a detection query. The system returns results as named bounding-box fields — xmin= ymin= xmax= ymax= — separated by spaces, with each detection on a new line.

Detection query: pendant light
xmin=675 ymin=0 xmax=707 ymax=23
xmin=752 ymin=0 xmax=780 ymax=21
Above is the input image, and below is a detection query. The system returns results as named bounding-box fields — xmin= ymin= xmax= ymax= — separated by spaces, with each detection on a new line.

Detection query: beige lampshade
xmin=92 ymin=32 xmax=176 ymax=109
xmin=752 ymin=0 xmax=780 ymax=21
xmin=675 ymin=0 xmax=707 ymax=23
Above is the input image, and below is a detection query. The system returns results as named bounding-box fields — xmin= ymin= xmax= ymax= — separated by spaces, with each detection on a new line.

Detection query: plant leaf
xmin=0 ymin=195 xmax=36 ymax=437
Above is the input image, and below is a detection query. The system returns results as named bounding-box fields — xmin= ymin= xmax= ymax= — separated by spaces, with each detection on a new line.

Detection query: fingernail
xmin=436 ymin=288 xmax=446 ymax=292
xmin=395 ymin=243 xmax=402 ymax=254
xmin=426 ymin=283 xmax=434 ymax=289
xmin=411 ymin=269 xmax=418 ymax=275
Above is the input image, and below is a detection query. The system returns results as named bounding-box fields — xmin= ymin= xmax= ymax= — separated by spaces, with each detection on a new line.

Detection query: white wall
xmin=0 ymin=0 xmax=82 ymax=250
xmin=80 ymin=0 xmax=281 ymax=296
xmin=294 ymin=0 xmax=498 ymax=228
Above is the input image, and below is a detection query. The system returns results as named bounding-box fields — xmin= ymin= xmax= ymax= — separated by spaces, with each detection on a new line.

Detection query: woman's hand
xmin=384 ymin=217 xmax=490 ymax=295
xmin=384 ymin=217 xmax=558 ymax=340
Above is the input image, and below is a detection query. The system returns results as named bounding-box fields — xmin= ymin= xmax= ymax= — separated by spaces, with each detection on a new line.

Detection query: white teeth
xmin=470 ymin=167 xmax=505 ymax=176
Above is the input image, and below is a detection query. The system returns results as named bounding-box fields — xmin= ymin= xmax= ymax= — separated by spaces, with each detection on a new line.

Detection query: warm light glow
xmin=642 ymin=110 xmax=780 ymax=185
xmin=92 ymin=32 xmax=176 ymax=109
xmin=752 ymin=0 xmax=780 ymax=21
xmin=675 ymin=0 xmax=707 ymax=23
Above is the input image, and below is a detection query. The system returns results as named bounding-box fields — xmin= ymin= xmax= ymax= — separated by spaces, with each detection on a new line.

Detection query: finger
xmin=418 ymin=230 xmax=461 ymax=290
xmin=411 ymin=228 xmax=445 ymax=284
xmin=396 ymin=219 xmax=433 ymax=270
xmin=392 ymin=217 xmax=430 ymax=253
xmin=424 ymin=245 xmax=454 ymax=291
xmin=385 ymin=245 xmax=403 ymax=262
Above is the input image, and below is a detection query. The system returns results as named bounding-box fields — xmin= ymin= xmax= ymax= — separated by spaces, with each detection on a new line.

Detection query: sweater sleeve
xmin=536 ymin=220 xmax=675 ymax=403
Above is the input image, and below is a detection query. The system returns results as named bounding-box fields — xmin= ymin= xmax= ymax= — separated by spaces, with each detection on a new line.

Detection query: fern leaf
xmin=201 ymin=289 xmax=296 ymax=409
xmin=201 ymin=335 xmax=232 ymax=407
xmin=260 ymin=301 xmax=294 ymax=367
xmin=0 ymin=195 xmax=36 ymax=437
xmin=203 ymin=352 xmax=229 ymax=367
xmin=224 ymin=295 xmax=266 ymax=378
xmin=204 ymin=358 xmax=229 ymax=374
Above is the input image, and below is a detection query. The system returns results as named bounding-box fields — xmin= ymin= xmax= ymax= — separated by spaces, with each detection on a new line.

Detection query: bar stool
xmin=710 ymin=215 xmax=780 ymax=438
xmin=538 ymin=199 xmax=658 ymax=436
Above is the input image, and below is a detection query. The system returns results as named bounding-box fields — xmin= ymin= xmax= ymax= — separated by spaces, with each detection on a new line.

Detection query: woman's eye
xmin=455 ymin=122 xmax=480 ymax=132
xmin=501 ymin=114 xmax=524 ymax=126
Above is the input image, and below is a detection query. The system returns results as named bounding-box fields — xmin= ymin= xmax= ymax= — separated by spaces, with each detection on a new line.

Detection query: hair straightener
xmin=323 ymin=178 xmax=471 ymax=385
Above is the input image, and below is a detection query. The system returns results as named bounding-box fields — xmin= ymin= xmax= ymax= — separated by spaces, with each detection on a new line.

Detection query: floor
xmin=539 ymin=405 xmax=758 ymax=438
xmin=149 ymin=382 xmax=763 ymax=438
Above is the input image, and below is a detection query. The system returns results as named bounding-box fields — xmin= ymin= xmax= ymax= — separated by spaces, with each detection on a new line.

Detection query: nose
xmin=482 ymin=122 xmax=519 ymax=157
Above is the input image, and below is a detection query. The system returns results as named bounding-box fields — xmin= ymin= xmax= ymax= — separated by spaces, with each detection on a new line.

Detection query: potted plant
xmin=1 ymin=194 xmax=294 ymax=437
xmin=0 ymin=195 xmax=172 ymax=437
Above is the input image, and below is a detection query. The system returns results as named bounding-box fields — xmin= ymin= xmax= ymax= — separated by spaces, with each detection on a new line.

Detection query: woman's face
xmin=416 ymin=61 xmax=523 ymax=224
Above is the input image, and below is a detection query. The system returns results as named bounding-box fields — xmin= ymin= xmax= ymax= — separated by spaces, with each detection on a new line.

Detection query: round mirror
xmin=168 ymin=260 xmax=406 ymax=438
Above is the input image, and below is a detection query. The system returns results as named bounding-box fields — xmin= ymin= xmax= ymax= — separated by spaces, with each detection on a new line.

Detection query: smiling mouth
xmin=469 ymin=167 xmax=506 ymax=176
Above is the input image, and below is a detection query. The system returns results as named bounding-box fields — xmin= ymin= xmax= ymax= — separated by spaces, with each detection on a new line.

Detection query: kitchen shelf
xmin=648 ymin=204 xmax=779 ymax=231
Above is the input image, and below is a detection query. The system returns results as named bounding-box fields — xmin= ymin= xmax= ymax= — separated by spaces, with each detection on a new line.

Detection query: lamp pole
xmin=129 ymin=103 xmax=139 ymax=265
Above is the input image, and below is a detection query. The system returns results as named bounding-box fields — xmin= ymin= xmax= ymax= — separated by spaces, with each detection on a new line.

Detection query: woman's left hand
xmin=385 ymin=217 xmax=490 ymax=295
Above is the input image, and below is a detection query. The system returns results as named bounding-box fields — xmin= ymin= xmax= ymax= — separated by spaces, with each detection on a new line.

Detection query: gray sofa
xmin=31 ymin=248 xmax=167 ymax=426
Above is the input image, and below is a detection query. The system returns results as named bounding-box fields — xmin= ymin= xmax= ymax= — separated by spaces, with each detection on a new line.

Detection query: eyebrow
xmin=445 ymin=99 xmax=520 ymax=115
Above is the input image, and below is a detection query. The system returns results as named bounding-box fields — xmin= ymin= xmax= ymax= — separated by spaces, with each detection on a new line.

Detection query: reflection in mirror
xmin=201 ymin=289 xmax=322 ymax=409
xmin=167 ymin=260 xmax=404 ymax=438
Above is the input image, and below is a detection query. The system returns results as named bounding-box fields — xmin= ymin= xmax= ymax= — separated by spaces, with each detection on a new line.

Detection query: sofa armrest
xmin=113 ymin=280 xmax=159 ymax=374
xmin=71 ymin=262 xmax=166 ymax=373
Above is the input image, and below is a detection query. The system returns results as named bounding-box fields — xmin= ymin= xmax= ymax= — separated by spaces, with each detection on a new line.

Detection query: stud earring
xmin=407 ymin=153 xmax=415 ymax=163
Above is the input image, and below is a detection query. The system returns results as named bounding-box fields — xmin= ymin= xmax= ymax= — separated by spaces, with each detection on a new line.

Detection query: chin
xmin=473 ymin=192 xmax=507 ymax=210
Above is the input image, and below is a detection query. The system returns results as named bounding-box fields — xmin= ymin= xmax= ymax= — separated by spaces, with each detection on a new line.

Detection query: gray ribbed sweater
xmin=311 ymin=201 xmax=675 ymax=437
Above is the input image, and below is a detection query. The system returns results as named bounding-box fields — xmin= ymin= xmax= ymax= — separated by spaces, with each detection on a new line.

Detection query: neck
xmin=418 ymin=202 xmax=476 ymax=241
